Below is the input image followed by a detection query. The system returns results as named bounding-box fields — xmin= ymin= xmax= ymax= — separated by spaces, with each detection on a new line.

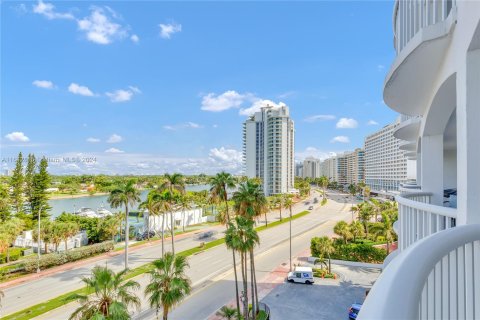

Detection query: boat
xmin=96 ymin=205 xmax=113 ymax=217
xmin=75 ymin=207 xmax=99 ymax=218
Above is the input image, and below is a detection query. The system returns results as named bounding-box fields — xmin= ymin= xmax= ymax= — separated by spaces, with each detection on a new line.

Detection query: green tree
xmin=209 ymin=172 xmax=240 ymax=316
xmin=313 ymin=236 xmax=335 ymax=273
xmin=31 ymin=157 xmax=52 ymax=220
xmin=33 ymin=219 xmax=54 ymax=253
xmin=10 ymin=152 xmax=24 ymax=214
xmin=358 ymin=202 xmax=374 ymax=237
xmin=68 ymin=266 xmax=140 ymax=320
xmin=108 ymin=179 xmax=141 ymax=270
xmin=319 ymin=176 xmax=329 ymax=202
xmin=333 ymin=221 xmax=352 ymax=244
xmin=216 ymin=306 xmax=238 ymax=320
xmin=370 ymin=212 xmax=396 ymax=253
xmin=349 ymin=221 xmax=365 ymax=242
xmin=177 ymin=194 xmax=191 ymax=232
xmin=159 ymin=173 xmax=185 ymax=256
xmin=0 ymin=183 xmax=11 ymax=221
xmin=0 ymin=218 xmax=25 ymax=262
xmin=283 ymin=195 xmax=294 ymax=271
xmin=25 ymin=154 xmax=37 ymax=214
xmin=144 ymin=253 xmax=191 ymax=320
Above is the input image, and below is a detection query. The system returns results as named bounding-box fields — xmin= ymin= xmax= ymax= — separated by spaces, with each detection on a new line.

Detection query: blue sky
xmin=1 ymin=0 xmax=399 ymax=175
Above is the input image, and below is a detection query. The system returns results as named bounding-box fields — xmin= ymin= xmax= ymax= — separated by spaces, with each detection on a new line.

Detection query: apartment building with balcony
xmin=364 ymin=119 xmax=415 ymax=195
xmin=345 ymin=148 xmax=365 ymax=185
xmin=243 ymin=105 xmax=295 ymax=196
xmin=320 ymin=149 xmax=364 ymax=186
xmin=359 ymin=1 xmax=480 ymax=319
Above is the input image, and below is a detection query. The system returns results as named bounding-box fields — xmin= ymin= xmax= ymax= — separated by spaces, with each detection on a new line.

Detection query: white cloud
xmin=77 ymin=7 xmax=127 ymax=45
xmin=105 ymin=147 xmax=124 ymax=153
xmin=239 ymin=99 xmax=286 ymax=116
xmin=107 ymin=134 xmax=123 ymax=143
xmin=159 ymin=22 xmax=182 ymax=39
xmin=377 ymin=64 xmax=385 ymax=71
xmin=336 ymin=118 xmax=358 ymax=129
xmin=304 ymin=114 xmax=336 ymax=123
xmin=367 ymin=120 xmax=379 ymax=126
xmin=201 ymin=90 xmax=247 ymax=112
xmin=163 ymin=122 xmax=203 ymax=131
xmin=5 ymin=132 xmax=30 ymax=142
xmin=295 ymin=147 xmax=337 ymax=162
xmin=68 ymin=83 xmax=94 ymax=96
xmin=106 ymin=86 xmax=141 ymax=103
xmin=130 ymin=34 xmax=139 ymax=43
xmin=86 ymin=137 xmax=100 ymax=143
xmin=277 ymin=91 xmax=296 ymax=99
xmin=32 ymin=80 xmax=55 ymax=89
xmin=33 ymin=0 xmax=74 ymax=20
xmin=331 ymin=136 xmax=350 ymax=143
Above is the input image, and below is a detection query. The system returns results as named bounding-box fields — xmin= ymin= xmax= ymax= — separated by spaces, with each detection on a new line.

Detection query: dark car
xmin=348 ymin=303 xmax=362 ymax=320
xmin=197 ymin=231 xmax=215 ymax=240
xmin=136 ymin=230 xmax=156 ymax=241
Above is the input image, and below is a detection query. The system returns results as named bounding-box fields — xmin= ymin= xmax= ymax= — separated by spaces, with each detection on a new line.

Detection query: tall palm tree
xmin=276 ymin=194 xmax=283 ymax=221
xmin=349 ymin=220 xmax=365 ymax=242
xmin=144 ymin=253 xmax=191 ymax=320
xmin=319 ymin=176 xmax=329 ymax=201
xmin=68 ymin=266 xmax=140 ymax=320
xmin=283 ymin=195 xmax=294 ymax=271
xmin=358 ymin=203 xmax=374 ymax=237
xmin=314 ymin=236 xmax=335 ymax=273
xmin=159 ymin=173 xmax=185 ymax=256
xmin=225 ymin=216 xmax=259 ymax=320
xmin=209 ymin=172 xmax=240 ymax=315
xmin=369 ymin=198 xmax=382 ymax=222
xmin=108 ymin=179 xmax=141 ymax=270
xmin=177 ymin=194 xmax=192 ymax=232
xmin=333 ymin=221 xmax=352 ymax=244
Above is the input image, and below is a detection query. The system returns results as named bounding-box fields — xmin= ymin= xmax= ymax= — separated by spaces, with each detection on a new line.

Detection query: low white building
xmin=144 ymin=207 xmax=214 ymax=234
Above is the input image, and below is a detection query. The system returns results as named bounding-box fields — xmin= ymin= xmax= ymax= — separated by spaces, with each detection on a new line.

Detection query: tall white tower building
xmin=302 ymin=157 xmax=321 ymax=179
xmin=243 ymin=105 xmax=295 ymax=196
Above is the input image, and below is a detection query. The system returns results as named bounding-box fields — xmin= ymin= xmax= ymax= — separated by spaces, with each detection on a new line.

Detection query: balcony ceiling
xmin=399 ymin=140 xmax=417 ymax=152
xmin=393 ymin=117 xmax=421 ymax=141
xmin=383 ymin=12 xmax=456 ymax=117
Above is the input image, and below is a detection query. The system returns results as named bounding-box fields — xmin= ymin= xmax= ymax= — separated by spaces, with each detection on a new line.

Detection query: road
xmin=2 ymin=189 xmax=328 ymax=318
xmin=31 ymin=190 xmax=354 ymax=320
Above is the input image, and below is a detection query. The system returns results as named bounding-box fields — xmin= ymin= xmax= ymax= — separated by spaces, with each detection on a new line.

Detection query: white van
xmin=287 ymin=267 xmax=314 ymax=284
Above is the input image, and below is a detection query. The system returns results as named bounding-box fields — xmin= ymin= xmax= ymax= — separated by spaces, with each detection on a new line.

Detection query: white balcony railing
xmin=358 ymin=224 xmax=480 ymax=320
xmin=396 ymin=192 xmax=457 ymax=251
xmin=393 ymin=0 xmax=455 ymax=54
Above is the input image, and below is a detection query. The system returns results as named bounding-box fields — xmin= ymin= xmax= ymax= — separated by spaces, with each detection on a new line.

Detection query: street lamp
xmin=37 ymin=205 xmax=43 ymax=273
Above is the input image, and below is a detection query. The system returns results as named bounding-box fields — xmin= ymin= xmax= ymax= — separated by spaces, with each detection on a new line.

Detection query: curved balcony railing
xmin=396 ymin=192 xmax=457 ymax=251
xmin=358 ymin=224 xmax=480 ymax=320
xmin=393 ymin=0 xmax=455 ymax=54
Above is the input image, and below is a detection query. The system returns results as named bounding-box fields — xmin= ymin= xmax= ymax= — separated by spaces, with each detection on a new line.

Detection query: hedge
xmin=311 ymin=240 xmax=387 ymax=264
xmin=0 ymin=248 xmax=26 ymax=264
xmin=23 ymin=241 xmax=114 ymax=273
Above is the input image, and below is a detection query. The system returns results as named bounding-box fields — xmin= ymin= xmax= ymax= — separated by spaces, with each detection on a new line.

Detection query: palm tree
xmin=276 ymin=194 xmax=283 ymax=221
xmin=216 ymin=305 xmax=238 ymax=320
xmin=370 ymin=212 xmax=396 ymax=253
xmin=144 ymin=253 xmax=191 ymax=320
xmin=159 ymin=173 xmax=185 ymax=256
xmin=369 ymin=198 xmax=382 ymax=222
xmin=225 ymin=216 xmax=259 ymax=320
xmin=349 ymin=220 xmax=365 ymax=242
xmin=177 ymin=194 xmax=192 ymax=232
xmin=349 ymin=205 xmax=358 ymax=221
xmin=314 ymin=236 xmax=335 ymax=274
xmin=319 ymin=176 xmax=329 ymax=201
xmin=333 ymin=221 xmax=352 ymax=244
xmin=209 ymin=172 xmax=240 ymax=315
xmin=283 ymin=195 xmax=294 ymax=271
xmin=108 ymin=179 xmax=141 ymax=270
xmin=68 ymin=266 xmax=140 ymax=320
xmin=358 ymin=203 xmax=374 ymax=237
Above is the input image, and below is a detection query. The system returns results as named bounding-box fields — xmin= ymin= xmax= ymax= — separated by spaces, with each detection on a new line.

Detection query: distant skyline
xmin=1 ymin=1 xmax=399 ymax=175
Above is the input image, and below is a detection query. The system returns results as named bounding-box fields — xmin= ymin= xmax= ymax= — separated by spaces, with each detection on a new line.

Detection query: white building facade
xmin=243 ymin=105 xmax=295 ymax=196
xmin=364 ymin=120 xmax=415 ymax=195
xmin=320 ymin=149 xmax=365 ymax=186
xmin=359 ymin=1 xmax=480 ymax=319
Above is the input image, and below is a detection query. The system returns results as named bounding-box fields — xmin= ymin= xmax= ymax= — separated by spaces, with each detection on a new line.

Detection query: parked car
xmin=287 ymin=267 xmax=314 ymax=284
xmin=135 ymin=230 xmax=156 ymax=241
xmin=308 ymin=206 xmax=314 ymax=210
xmin=197 ymin=230 xmax=214 ymax=240
xmin=348 ymin=303 xmax=362 ymax=320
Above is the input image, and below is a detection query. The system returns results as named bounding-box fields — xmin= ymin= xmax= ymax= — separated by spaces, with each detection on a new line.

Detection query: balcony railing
xmin=396 ymin=192 xmax=457 ymax=251
xmin=358 ymin=224 xmax=480 ymax=320
xmin=393 ymin=0 xmax=455 ymax=54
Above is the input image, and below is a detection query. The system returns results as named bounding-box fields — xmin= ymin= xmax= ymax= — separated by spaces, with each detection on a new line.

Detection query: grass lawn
xmin=3 ymin=210 xmax=309 ymax=320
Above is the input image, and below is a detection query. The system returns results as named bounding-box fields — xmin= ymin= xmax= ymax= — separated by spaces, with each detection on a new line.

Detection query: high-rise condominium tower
xmin=243 ymin=105 xmax=295 ymax=196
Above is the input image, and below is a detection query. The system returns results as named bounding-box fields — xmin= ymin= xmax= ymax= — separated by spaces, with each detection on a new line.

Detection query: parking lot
xmin=261 ymin=263 xmax=381 ymax=320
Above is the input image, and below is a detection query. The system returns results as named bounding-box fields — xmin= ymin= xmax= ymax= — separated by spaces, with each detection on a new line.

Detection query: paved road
xmin=33 ymin=190 xmax=353 ymax=320
xmin=2 ymin=190 xmax=326 ymax=318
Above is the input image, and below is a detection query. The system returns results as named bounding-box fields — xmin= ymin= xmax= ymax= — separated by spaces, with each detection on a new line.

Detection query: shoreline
xmin=48 ymin=192 xmax=109 ymax=200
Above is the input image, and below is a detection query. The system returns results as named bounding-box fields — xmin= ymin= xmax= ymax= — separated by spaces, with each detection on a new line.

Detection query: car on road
xmin=304 ymin=201 xmax=310 ymax=205
xmin=197 ymin=230 xmax=215 ymax=240
xmin=308 ymin=206 xmax=314 ymax=210
xmin=348 ymin=303 xmax=362 ymax=319
xmin=287 ymin=267 xmax=314 ymax=284
xmin=136 ymin=230 xmax=156 ymax=241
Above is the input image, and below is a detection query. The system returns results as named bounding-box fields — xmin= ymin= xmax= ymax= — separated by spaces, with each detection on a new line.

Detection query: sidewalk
xmin=207 ymin=248 xmax=311 ymax=320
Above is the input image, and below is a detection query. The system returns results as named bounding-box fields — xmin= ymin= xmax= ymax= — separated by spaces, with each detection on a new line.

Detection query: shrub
xmin=0 ymin=247 xmax=26 ymax=264
xmin=0 ymin=263 xmax=25 ymax=274
xmin=321 ymin=198 xmax=327 ymax=206
xmin=313 ymin=268 xmax=335 ymax=279
xmin=331 ymin=243 xmax=387 ymax=263
xmin=24 ymin=241 xmax=114 ymax=272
